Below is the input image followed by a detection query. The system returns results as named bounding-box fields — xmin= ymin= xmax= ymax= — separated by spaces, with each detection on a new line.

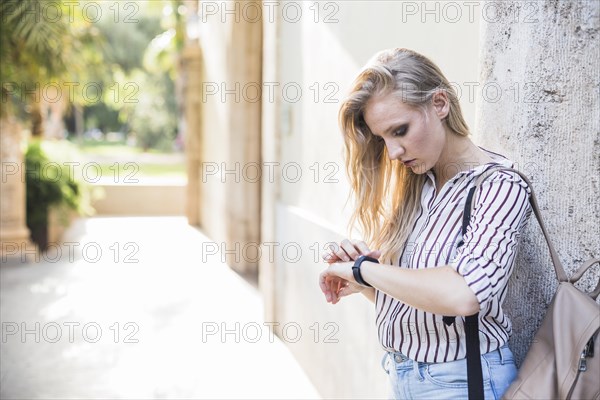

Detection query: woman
xmin=318 ymin=48 xmax=532 ymax=399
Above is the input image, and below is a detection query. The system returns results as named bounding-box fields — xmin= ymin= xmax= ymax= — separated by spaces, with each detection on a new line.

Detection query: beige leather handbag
xmin=471 ymin=166 xmax=600 ymax=400
xmin=502 ymin=256 xmax=600 ymax=399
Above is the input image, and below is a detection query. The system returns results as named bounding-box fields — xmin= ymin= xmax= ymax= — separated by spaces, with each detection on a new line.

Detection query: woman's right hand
xmin=321 ymin=239 xmax=381 ymax=304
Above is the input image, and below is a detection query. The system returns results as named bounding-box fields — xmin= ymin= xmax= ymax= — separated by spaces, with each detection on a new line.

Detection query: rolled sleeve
xmin=449 ymin=171 xmax=532 ymax=310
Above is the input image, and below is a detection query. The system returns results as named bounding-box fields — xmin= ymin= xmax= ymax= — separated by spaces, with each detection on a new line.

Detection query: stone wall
xmin=475 ymin=0 xmax=600 ymax=364
xmin=195 ymin=1 xmax=262 ymax=273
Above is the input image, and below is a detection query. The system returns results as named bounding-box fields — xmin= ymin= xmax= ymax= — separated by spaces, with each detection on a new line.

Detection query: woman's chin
xmin=404 ymin=162 xmax=426 ymax=174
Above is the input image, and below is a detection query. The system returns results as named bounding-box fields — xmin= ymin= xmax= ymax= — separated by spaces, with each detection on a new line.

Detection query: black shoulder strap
xmin=442 ymin=185 xmax=484 ymax=400
xmin=464 ymin=313 xmax=484 ymax=399
xmin=459 ymin=186 xmax=477 ymax=247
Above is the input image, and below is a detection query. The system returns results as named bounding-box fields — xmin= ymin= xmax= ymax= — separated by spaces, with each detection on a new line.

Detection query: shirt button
xmin=394 ymin=355 xmax=402 ymax=363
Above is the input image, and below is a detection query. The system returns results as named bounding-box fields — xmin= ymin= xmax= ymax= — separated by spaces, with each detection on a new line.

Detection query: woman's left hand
xmin=319 ymin=261 xmax=357 ymax=303
xmin=320 ymin=240 xmax=381 ymax=304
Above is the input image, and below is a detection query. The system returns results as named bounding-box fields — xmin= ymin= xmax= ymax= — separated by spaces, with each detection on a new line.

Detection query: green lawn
xmin=77 ymin=142 xmax=144 ymax=156
xmin=92 ymin=162 xmax=185 ymax=180
xmin=46 ymin=139 xmax=186 ymax=179
xmin=75 ymin=139 xmax=168 ymax=156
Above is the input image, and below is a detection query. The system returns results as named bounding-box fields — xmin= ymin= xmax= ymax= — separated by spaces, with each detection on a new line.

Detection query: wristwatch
xmin=352 ymin=255 xmax=379 ymax=287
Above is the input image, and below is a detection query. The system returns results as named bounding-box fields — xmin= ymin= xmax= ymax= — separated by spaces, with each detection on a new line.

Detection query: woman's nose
xmin=386 ymin=142 xmax=405 ymax=161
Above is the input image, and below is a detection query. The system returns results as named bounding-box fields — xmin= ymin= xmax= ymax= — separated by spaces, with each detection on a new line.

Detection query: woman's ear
xmin=431 ymin=90 xmax=450 ymax=120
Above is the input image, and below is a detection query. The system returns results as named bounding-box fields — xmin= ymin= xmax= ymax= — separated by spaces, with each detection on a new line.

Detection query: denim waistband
xmin=387 ymin=350 xmax=410 ymax=364
xmin=383 ymin=343 xmax=511 ymax=366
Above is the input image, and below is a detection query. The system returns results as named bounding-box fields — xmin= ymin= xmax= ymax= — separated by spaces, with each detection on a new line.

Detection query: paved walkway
xmin=1 ymin=217 xmax=321 ymax=399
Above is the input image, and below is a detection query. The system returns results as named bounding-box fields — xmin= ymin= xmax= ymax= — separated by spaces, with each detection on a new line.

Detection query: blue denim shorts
xmin=381 ymin=344 xmax=517 ymax=400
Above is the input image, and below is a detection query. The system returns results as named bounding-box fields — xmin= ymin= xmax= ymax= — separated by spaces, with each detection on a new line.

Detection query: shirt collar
xmin=425 ymin=148 xmax=514 ymax=186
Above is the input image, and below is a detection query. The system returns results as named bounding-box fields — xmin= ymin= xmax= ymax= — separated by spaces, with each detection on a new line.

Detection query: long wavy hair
xmin=339 ymin=48 xmax=471 ymax=265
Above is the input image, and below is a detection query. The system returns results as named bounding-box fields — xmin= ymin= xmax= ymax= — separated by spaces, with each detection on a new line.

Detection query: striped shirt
xmin=375 ymin=147 xmax=533 ymax=363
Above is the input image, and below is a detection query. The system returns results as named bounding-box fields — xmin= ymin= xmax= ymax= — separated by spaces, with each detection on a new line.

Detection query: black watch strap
xmin=352 ymin=255 xmax=379 ymax=287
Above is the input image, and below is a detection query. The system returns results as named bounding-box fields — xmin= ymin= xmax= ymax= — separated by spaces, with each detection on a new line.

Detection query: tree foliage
xmin=1 ymin=0 xmax=183 ymax=151
xmin=0 ymin=0 xmax=105 ymax=116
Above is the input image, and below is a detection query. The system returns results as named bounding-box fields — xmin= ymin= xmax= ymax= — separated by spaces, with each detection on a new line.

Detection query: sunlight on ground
xmin=1 ymin=217 xmax=321 ymax=399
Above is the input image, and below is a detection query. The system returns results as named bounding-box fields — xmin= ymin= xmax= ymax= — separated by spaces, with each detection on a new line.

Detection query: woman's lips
xmin=402 ymin=159 xmax=416 ymax=166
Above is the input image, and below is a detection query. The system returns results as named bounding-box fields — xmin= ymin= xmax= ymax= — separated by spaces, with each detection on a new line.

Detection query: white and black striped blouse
xmin=375 ymin=147 xmax=533 ymax=363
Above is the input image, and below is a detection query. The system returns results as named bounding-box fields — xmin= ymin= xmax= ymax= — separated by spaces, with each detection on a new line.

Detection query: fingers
xmin=321 ymin=273 xmax=349 ymax=304
xmin=330 ymin=282 xmax=340 ymax=304
xmin=338 ymin=239 xmax=360 ymax=260
xmin=321 ymin=250 xmax=340 ymax=264
xmin=319 ymin=271 xmax=332 ymax=302
xmin=321 ymin=241 xmax=344 ymax=263
xmin=321 ymin=273 xmax=343 ymax=303
xmin=330 ymin=241 xmax=352 ymax=262
xmin=333 ymin=281 xmax=356 ymax=304
xmin=321 ymin=240 xmax=382 ymax=264
xmin=341 ymin=239 xmax=379 ymax=261
xmin=351 ymin=239 xmax=372 ymax=257
xmin=337 ymin=283 xmax=351 ymax=299
xmin=322 ymin=242 xmax=351 ymax=263
xmin=367 ymin=249 xmax=382 ymax=259
xmin=327 ymin=276 xmax=340 ymax=304
xmin=350 ymin=240 xmax=383 ymax=261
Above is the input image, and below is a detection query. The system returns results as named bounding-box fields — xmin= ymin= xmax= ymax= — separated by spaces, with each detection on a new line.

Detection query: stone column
xmin=259 ymin=4 xmax=280 ymax=321
xmin=475 ymin=0 xmax=599 ymax=363
xmin=223 ymin=3 xmax=262 ymax=274
xmin=181 ymin=44 xmax=203 ymax=227
xmin=0 ymin=117 xmax=37 ymax=261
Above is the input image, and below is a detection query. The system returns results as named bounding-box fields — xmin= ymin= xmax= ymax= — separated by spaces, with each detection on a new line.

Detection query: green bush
xmin=25 ymin=141 xmax=82 ymax=246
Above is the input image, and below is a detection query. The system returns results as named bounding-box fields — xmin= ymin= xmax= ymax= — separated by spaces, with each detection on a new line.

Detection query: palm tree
xmin=1 ymin=0 xmax=103 ymax=133
xmin=1 ymin=0 xmax=69 ymax=128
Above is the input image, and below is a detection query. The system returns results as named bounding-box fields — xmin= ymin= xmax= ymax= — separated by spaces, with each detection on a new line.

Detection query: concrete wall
xmin=92 ymin=183 xmax=186 ymax=216
xmin=196 ymin=2 xmax=262 ymax=273
xmin=475 ymin=0 xmax=600 ymax=364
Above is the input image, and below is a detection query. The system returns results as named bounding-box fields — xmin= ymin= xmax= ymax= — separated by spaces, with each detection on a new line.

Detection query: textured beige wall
xmin=197 ymin=4 xmax=262 ymax=272
xmin=197 ymin=17 xmax=230 ymax=246
xmin=92 ymin=184 xmax=185 ymax=216
xmin=475 ymin=0 xmax=600 ymax=364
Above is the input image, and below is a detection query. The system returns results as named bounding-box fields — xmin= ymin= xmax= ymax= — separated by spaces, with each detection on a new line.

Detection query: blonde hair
xmin=339 ymin=48 xmax=470 ymax=265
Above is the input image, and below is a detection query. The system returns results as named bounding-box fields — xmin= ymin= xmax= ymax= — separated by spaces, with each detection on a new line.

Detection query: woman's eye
xmin=393 ymin=126 xmax=408 ymax=136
